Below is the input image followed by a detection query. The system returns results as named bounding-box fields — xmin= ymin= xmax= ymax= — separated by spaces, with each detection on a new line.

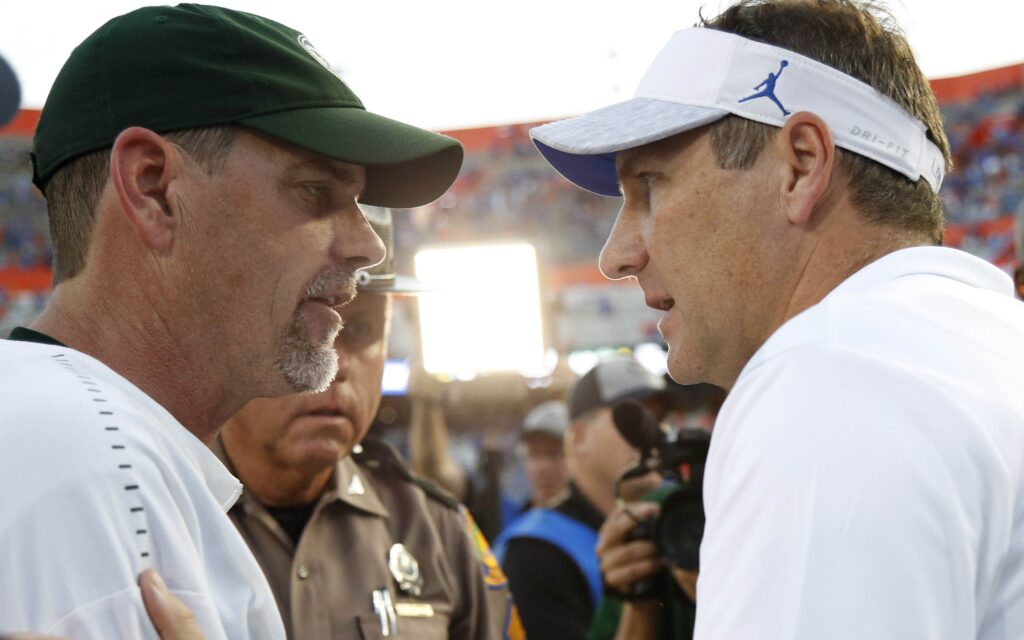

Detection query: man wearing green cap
xmin=214 ymin=207 xmax=523 ymax=640
xmin=0 ymin=4 xmax=461 ymax=638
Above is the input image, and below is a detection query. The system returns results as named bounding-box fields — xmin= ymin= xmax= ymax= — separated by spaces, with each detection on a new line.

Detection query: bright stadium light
xmin=415 ymin=243 xmax=545 ymax=377
xmin=633 ymin=342 xmax=669 ymax=377
xmin=567 ymin=350 xmax=602 ymax=377
xmin=567 ymin=344 xmax=667 ymax=378
xmin=380 ymin=359 xmax=410 ymax=396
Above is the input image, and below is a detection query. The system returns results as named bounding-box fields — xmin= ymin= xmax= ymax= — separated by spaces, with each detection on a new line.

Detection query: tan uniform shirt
xmin=214 ymin=438 xmax=523 ymax=640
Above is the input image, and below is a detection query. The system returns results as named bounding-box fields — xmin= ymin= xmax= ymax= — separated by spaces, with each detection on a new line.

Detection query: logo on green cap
xmin=298 ymin=34 xmax=343 ymax=82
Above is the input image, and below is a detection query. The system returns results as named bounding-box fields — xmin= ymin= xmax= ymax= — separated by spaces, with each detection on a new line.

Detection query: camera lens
xmin=654 ymin=487 xmax=705 ymax=571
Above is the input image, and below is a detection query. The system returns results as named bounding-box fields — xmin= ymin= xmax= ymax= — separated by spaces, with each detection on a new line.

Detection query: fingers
xmin=617 ymin=470 xmax=662 ymax=502
xmin=596 ymin=501 xmax=663 ymax=593
xmin=670 ymin=567 xmax=699 ymax=603
xmin=139 ymin=569 xmax=206 ymax=640
xmin=596 ymin=501 xmax=658 ymax=555
xmin=601 ymin=539 xmax=664 ymax=592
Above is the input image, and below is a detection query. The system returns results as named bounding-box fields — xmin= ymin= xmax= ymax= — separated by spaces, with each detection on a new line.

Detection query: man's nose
xmin=598 ymin=209 xmax=648 ymax=280
xmin=331 ymin=207 xmax=387 ymax=272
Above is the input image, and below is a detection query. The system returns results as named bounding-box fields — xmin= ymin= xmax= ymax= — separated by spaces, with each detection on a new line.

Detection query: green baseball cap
xmin=31 ymin=3 xmax=463 ymax=209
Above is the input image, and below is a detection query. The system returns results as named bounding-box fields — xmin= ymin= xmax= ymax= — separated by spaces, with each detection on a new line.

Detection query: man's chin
xmin=665 ymin=344 xmax=703 ymax=386
xmin=294 ymin=439 xmax=351 ymax=469
xmin=277 ymin=341 xmax=339 ymax=394
xmin=288 ymin=359 xmax=338 ymax=394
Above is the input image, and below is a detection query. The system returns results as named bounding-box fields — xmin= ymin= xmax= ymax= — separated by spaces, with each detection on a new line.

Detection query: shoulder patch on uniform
xmin=461 ymin=506 xmax=510 ymax=590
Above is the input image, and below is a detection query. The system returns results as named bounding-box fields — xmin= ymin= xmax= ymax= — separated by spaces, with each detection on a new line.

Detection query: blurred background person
xmin=588 ymin=382 xmax=725 ymax=640
xmin=518 ymin=399 xmax=571 ymax=511
xmin=494 ymin=399 xmax=573 ymax=536
xmin=495 ymin=355 xmax=665 ymax=640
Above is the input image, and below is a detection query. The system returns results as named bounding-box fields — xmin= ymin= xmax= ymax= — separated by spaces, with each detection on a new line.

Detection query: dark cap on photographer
xmin=570 ymin=355 xmax=666 ymax=420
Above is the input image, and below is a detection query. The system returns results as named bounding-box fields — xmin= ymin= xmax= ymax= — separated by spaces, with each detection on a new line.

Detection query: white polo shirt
xmin=696 ymin=247 xmax=1024 ymax=640
xmin=0 ymin=339 xmax=285 ymax=639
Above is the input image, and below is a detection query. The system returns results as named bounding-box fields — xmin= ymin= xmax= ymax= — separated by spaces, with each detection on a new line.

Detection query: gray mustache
xmin=304 ymin=266 xmax=357 ymax=302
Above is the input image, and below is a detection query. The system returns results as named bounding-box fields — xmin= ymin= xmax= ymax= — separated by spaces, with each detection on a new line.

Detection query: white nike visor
xmin=531 ymin=28 xmax=946 ymax=196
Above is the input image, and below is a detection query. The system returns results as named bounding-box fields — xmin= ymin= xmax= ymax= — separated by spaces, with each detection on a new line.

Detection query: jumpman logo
xmin=738 ymin=60 xmax=791 ymax=116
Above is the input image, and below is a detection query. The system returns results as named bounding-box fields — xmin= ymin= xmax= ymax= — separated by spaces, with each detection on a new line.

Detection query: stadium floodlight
xmin=381 ymin=359 xmax=410 ymax=396
xmin=567 ymin=349 xmax=602 ymax=377
xmin=567 ymin=344 xmax=667 ymax=378
xmin=633 ymin=342 xmax=669 ymax=377
xmin=415 ymin=243 xmax=545 ymax=378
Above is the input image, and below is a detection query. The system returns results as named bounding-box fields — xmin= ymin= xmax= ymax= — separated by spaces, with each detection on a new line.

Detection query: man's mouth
xmin=644 ymin=295 xmax=675 ymax=312
xmin=299 ymin=398 xmax=353 ymax=420
xmin=306 ymin=407 xmax=344 ymax=418
xmin=308 ymin=294 xmax=352 ymax=311
xmin=302 ymin=267 xmax=358 ymax=313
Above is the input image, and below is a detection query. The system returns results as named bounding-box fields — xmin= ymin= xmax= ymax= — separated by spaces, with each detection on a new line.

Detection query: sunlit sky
xmin=2 ymin=0 xmax=1022 ymax=132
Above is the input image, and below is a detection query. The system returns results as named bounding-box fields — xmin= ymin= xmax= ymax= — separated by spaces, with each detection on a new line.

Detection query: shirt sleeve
xmin=503 ymin=538 xmax=594 ymax=640
xmin=694 ymin=345 xmax=999 ymax=640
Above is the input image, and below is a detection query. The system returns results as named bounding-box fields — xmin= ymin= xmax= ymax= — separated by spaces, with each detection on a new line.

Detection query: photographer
xmin=592 ymin=499 xmax=697 ymax=640
xmin=588 ymin=390 xmax=719 ymax=640
xmin=495 ymin=355 xmax=666 ymax=640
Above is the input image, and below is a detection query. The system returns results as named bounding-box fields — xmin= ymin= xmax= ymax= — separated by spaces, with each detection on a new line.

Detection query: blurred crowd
xmin=941 ymin=84 xmax=1024 ymax=224
xmin=0 ymin=138 xmax=49 ymax=333
xmin=0 ymin=139 xmax=48 ymax=268
xmin=3 ymin=74 xmax=1023 ymax=330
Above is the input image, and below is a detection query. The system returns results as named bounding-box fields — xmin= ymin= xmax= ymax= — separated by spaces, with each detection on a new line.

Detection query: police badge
xmin=388 ymin=543 xmax=424 ymax=596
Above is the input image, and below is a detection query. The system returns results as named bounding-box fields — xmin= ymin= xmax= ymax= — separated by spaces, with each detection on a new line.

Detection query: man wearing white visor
xmin=531 ymin=2 xmax=1024 ymax=639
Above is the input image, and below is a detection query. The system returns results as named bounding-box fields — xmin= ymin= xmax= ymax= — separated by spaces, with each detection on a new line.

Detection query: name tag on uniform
xmin=394 ymin=602 xmax=434 ymax=618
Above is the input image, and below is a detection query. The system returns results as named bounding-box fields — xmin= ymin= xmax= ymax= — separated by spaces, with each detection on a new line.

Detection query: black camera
xmin=611 ymin=400 xmax=710 ymax=597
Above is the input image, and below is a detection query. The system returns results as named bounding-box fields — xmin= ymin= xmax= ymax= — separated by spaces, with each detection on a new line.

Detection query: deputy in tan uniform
xmin=214 ymin=208 xmax=523 ymax=640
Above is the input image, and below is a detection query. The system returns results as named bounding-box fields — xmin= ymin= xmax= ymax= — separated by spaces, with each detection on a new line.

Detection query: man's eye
xmin=342 ymin=320 xmax=376 ymax=346
xmin=295 ymin=182 xmax=334 ymax=206
xmin=300 ymin=184 xmax=327 ymax=199
xmin=344 ymin=321 xmax=365 ymax=338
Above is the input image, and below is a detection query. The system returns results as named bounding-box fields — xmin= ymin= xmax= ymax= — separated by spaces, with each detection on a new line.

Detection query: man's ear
xmin=109 ymin=127 xmax=184 ymax=251
xmin=776 ymin=112 xmax=835 ymax=226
